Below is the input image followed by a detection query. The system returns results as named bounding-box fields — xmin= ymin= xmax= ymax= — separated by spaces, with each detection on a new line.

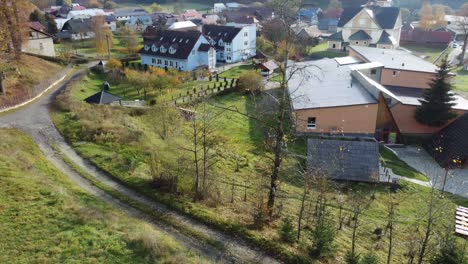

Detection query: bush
xmin=278 ymin=217 xmax=297 ymax=244
xmin=361 ymin=252 xmax=379 ymax=264
xmin=345 ymin=251 xmax=361 ymax=264
xmin=310 ymin=211 xmax=336 ymax=257
xmin=431 ymin=236 xmax=468 ymax=264
xmin=237 ymin=71 xmax=264 ymax=95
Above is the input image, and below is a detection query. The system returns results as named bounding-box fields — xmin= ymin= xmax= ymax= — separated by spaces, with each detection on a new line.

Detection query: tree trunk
xmin=459 ymin=35 xmax=468 ymax=66
xmin=351 ymin=210 xmax=359 ymax=255
xmin=387 ymin=197 xmax=395 ymax=264
xmin=417 ymin=188 xmax=436 ymax=264
xmin=297 ymin=181 xmax=307 ymax=240
xmin=192 ymin=118 xmax=200 ymax=201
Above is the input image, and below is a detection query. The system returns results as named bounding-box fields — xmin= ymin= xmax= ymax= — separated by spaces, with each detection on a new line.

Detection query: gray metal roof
xmin=386 ymin=86 xmax=468 ymax=110
xmin=350 ymin=46 xmax=439 ymax=73
xmin=287 ymin=59 xmax=378 ymax=110
xmin=349 ymin=30 xmax=372 ymax=40
xmin=307 ymin=138 xmax=380 ymax=182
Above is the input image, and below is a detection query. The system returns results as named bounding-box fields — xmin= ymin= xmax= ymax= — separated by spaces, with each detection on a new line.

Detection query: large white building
xmin=328 ymin=5 xmax=401 ymax=51
xmin=23 ymin=22 xmax=56 ymax=57
xmin=140 ymin=27 xmax=216 ymax=71
xmin=202 ymin=24 xmax=256 ymax=63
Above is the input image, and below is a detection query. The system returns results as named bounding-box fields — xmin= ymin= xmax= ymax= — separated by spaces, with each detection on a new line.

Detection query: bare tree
xmin=456 ymin=7 xmax=468 ymax=66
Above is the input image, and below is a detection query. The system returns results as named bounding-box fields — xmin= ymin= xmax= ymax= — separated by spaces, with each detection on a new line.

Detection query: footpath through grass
xmin=380 ymin=146 xmax=429 ymax=182
xmin=0 ymin=128 xmax=206 ymax=263
xmin=401 ymin=44 xmax=447 ymax=63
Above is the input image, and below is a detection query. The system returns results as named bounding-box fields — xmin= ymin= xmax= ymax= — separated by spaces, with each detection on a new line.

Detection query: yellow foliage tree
xmin=93 ymin=16 xmax=113 ymax=56
xmin=419 ymin=1 xmax=434 ymax=30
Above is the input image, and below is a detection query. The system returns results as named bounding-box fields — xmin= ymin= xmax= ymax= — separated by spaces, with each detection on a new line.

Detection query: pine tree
xmin=415 ymin=57 xmax=457 ymax=127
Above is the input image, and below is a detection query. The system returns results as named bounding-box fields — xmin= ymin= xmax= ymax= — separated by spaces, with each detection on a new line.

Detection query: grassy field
xmin=0 ymin=55 xmax=64 ymax=108
xmin=218 ymin=64 xmax=257 ymax=79
xmin=380 ymin=146 xmax=429 ymax=182
xmin=401 ymin=44 xmax=448 ymax=63
xmin=52 ymin=74 xmax=468 ymax=262
xmin=452 ymin=66 xmax=468 ymax=93
xmin=0 ymin=128 xmax=205 ymax=263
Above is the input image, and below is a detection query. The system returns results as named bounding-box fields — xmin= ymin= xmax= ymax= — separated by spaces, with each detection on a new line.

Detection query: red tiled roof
xmin=29 ymin=21 xmax=46 ymax=32
xmin=401 ymin=28 xmax=452 ymax=44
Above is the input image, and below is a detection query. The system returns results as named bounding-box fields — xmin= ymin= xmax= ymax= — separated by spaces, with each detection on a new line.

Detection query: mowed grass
xmin=380 ymin=146 xmax=429 ymax=182
xmin=218 ymin=64 xmax=256 ymax=79
xmin=401 ymin=44 xmax=447 ymax=63
xmin=0 ymin=128 xmax=205 ymax=263
xmin=452 ymin=66 xmax=468 ymax=92
xmin=307 ymin=42 xmax=347 ymax=59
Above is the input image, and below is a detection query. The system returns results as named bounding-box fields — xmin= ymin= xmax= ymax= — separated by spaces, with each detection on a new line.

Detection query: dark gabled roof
xmin=318 ymin=18 xmax=339 ymax=30
xmin=337 ymin=7 xmax=362 ymax=27
xmin=202 ymin=25 xmax=242 ymax=49
xmin=307 ymin=138 xmax=380 ymax=182
xmin=105 ymin=15 xmax=117 ymax=22
xmin=377 ymin=31 xmax=393 ymax=44
xmin=140 ymin=28 xmax=203 ymax=60
xmin=328 ymin=31 xmax=343 ymax=41
xmin=198 ymin=43 xmax=212 ymax=52
xmin=338 ymin=7 xmax=400 ymax=29
xmin=425 ymin=113 xmax=468 ymax=167
xmin=349 ymin=30 xmax=372 ymax=40
xmin=62 ymin=18 xmax=94 ymax=33
xmin=84 ymin=91 xmax=122 ymax=104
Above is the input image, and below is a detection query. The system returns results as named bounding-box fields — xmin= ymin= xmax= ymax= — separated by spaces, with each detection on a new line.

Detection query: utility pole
xmin=0 ymin=71 xmax=4 ymax=95
xmin=106 ymin=34 xmax=111 ymax=60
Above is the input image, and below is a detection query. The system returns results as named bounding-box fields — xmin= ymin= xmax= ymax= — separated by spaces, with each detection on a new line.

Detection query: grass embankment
xmin=218 ymin=64 xmax=256 ymax=79
xmin=52 ymin=73 xmax=468 ymax=263
xmin=380 ymin=146 xmax=429 ymax=182
xmin=55 ymin=37 xmax=141 ymax=60
xmin=0 ymin=128 xmax=206 ymax=263
xmin=452 ymin=66 xmax=468 ymax=93
xmin=0 ymin=55 xmax=64 ymax=108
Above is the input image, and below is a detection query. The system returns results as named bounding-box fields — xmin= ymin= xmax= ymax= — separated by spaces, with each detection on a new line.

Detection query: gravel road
xmin=0 ymin=65 xmax=280 ymax=264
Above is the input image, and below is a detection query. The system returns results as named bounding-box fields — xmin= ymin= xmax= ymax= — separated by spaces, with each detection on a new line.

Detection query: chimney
xmin=402 ymin=63 xmax=405 ymax=67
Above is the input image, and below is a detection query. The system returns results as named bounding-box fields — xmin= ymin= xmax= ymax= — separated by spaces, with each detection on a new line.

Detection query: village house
xmin=202 ymin=24 xmax=256 ymax=63
xmin=105 ymin=15 xmax=117 ymax=32
xmin=125 ymin=15 xmax=153 ymax=32
xmin=168 ymin=21 xmax=199 ymax=31
xmin=180 ymin=10 xmax=203 ymax=21
xmin=58 ymin=18 xmax=95 ymax=41
xmin=288 ymin=46 xmax=468 ymax=142
xmin=140 ymin=27 xmax=216 ymax=71
xmin=328 ymin=2 xmax=402 ymax=51
xmin=213 ymin=3 xmax=227 ymax=13
xmin=298 ymin=7 xmax=322 ymax=25
xmin=114 ymin=9 xmax=148 ymax=21
xmin=22 ymin=22 xmax=56 ymax=57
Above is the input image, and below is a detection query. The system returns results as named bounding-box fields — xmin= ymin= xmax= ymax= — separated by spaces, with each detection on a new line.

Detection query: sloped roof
xmin=168 ymin=21 xmax=197 ymax=30
xmin=29 ymin=21 xmax=46 ymax=31
xmin=328 ymin=31 xmax=343 ymax=41
xmin=141 ymin=28 xmax=203 ymax=60
xmin=307 ymin=138 xmax=380 ymax=182
xmin=62 ymin=18 xmax=94 ymax=33
xmin=425 ymin=113 xmax=468 ymax=167
xmin=84 ymin=91 xmax=122 ymax=104
xmin=376 ymin=30 xmax=394 ymax=44
xmin=198 ymin=43 xmax=213 ymax=52
xmin=202 ymin=24 xmax=242 ymax=50
xmin=338 ymin=7 xmax=400 ymax=29
xmin=349 ymin=30 xmax=372 ymax=40
xmin=259 ymin=60 xmax=278 ymax=71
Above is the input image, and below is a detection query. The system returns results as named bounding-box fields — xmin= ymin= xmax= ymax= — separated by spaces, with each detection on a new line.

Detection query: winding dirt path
xmin=0 ymin=65 xmax=280 ymax=264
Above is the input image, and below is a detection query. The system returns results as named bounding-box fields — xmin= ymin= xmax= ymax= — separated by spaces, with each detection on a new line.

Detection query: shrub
xmin=361 ymin=252 xmax=379 ymax=264
xmin=345 ymin=251 xmax=361 ymax=264
xmin=310 ymin=211 xmax=336 ymax=257
xmin=278 ymin=217 xmax=297 ymax=244
xmin=237 ymin=71 xmax=264 ymax=95
xmin=431 ymin=235 xmax=467 ymax=264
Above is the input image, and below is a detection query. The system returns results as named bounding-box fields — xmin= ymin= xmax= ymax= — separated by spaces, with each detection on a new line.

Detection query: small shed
xmin=307 ymin=138 xmax=380 ymax=182
xmin=84 ymin=90 xmax=122 ymax=105
xmin=257 ymin=60 xmax=279 ymax=76
xmin=102 ymin=81 xmax=111 ymax=91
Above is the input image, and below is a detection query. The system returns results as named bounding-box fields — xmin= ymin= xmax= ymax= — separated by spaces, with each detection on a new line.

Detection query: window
xmin=218 ymin=39 xmax=224 ymax=46
xmin=332 ymin=43 xmax=336 ymax=49
xmin=355 ymin=41 xmax=358 ymax=44
xmin=152 ymin=58 xmax=156 ymax=64
xmin=227 ymin=56 xmax=231 ymax=60
xmin=175 ymin=61 xmax=178 ymax=68
xmin=244 ymin=32 xmax=248 ymax=37
xmin=164 ymin=60 xmax=168 ymax=66
xmin=169 ymin=47 xmax=177 ymax=54
xmin=226 ymin=48 xmax=231 ymax=52
xmin=392 ymin=71 xmax=397 ymax=76
xmin=39 ymin=43 xmax=44 ymax=50
xmin=370 ymin=69 xmax=377 ymax=75
xmin=244 ymin=41 xmax=248 ymax=46
xmin=169 ymin=61 xmax=173 ymax=67
xmin=157 ymin=59 xmax=162 ymax=64
xmin=144 ymin=45 xmax=150 ymax=51
xmin=307 ymin=117 xmax=316 ymax=129
xmin=160 ymin=46 xmax=167 ymax=53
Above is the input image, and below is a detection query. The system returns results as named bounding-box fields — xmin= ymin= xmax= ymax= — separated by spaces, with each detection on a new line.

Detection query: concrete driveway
xmin=391 ymin=146 xmax=468 ymax=198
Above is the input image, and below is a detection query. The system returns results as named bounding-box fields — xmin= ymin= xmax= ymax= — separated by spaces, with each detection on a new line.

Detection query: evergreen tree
xmin=415 ymin=57 xmax=457 ymax=127
xmin=431 ymin=235 xmax=467 ymax=264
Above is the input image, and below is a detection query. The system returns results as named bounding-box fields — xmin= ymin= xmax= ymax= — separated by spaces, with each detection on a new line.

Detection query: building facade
xmin=23 ymin=23 xmax=56 ymax=57
xmin=328 ymin=5 xmax=402 ymax=51
xmin=202 ymin=24 xmax=256 ymax=63
xmin=140 ymin=27 xmax=216 ymax=71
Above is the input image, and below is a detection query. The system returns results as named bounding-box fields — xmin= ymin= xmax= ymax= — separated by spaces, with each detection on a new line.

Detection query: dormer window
xmin=185 ymin=39 xmax=189 ymax=43
xmin=210 ymin=39 xmax=216 ymax=45
xmin=172 ymin=37 xmax=176 ymax=42
xmin=160 ymin=46 xmax=167 ymax=53
xmin=169 ymin=46 xmax=177 ymax=54
xmin=218 ymin=39 xmax=224 ymax=46
xmin=151 ymin=44 xmax=157 ymax=52
xmin=144 ymin=45 xmax=150 ymax=51
xmin=160 ymin=37 xmax=164 ymax=41
xmin=179 ymin=39 xmax=183 ymax=43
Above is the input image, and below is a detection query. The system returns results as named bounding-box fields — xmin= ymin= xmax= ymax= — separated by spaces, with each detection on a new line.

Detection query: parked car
xmin=452 ymin=42 xmax=459 ymax=48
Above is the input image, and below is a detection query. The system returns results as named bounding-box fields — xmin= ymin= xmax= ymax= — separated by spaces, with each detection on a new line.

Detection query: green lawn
xmin=380 ymin=146 xmax=429 ymax=182
xmin=52 ymin=75 xmax=468 ymax=263
xmin=401 ymin=44 xmax=447 ymax=63
xmin=453 ymin=66 xmax=468 ymax=92
xmin=218 ymin=64 xmax=256 ymax=79
xmin=307 ymin=42 xmax=347 ymax=59
xmin=0 ymin=128 xmax=203 ymax=263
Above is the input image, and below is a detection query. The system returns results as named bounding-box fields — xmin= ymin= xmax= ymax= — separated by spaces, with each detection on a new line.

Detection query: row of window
xmin=151 ymin=58 xmax=181 ymax=68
